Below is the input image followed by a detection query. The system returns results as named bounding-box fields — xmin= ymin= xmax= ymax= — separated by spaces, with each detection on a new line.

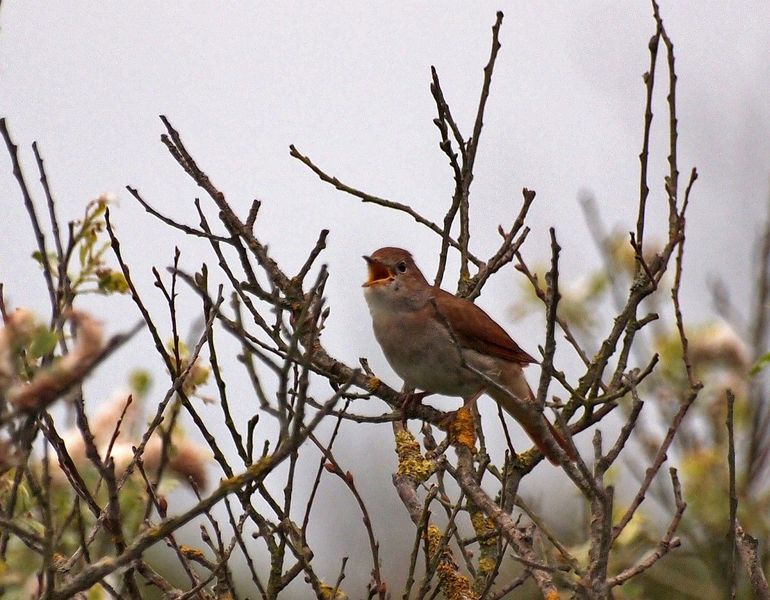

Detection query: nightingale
xmin=362 ymin=247 xmax=574 ymax=464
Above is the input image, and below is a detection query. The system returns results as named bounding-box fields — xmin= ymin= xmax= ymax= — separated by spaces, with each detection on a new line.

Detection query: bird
xmin=362 ymin=246 xmax=574 ymax=464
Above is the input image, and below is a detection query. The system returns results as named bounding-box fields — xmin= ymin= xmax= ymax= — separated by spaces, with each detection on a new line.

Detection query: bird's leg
xmin=439 ymin=389 xmax=484 ymax=429
xmin=462 ymin=389 xmax=485 ymax=409
xmin=399 ymin=386 xmax=433 ymax=422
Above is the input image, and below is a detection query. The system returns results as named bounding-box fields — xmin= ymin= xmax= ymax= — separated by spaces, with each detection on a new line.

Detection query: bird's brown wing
xmin=431 ymin=288 xmax=536 ymax=365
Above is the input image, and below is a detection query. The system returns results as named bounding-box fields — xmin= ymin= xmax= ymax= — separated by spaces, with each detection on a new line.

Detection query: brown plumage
xmin=430 ymin=288 xmax=536 ymax=365
xmin=363 ymin=247 xmax=575 ymax=464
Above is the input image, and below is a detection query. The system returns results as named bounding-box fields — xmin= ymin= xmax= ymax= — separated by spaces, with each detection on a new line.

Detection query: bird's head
xmin=362 ymin=247 xmax=430 ymax=310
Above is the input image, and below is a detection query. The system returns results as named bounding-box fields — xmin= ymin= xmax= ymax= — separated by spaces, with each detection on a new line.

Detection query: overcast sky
xmin=1 ymin=2 xmax=769 ymax=594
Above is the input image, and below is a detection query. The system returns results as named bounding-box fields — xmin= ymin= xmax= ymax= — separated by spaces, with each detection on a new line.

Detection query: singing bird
xmin=362 ymin=247 xmax=573 ymax=464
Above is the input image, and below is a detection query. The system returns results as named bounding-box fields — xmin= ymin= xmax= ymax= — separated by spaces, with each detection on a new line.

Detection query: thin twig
xmin=727 ymin=389 xmax=738 ymax=600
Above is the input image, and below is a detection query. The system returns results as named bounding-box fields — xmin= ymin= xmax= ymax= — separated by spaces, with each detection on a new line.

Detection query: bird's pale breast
xmin=369 ymin=302 xmax=486 ymax=398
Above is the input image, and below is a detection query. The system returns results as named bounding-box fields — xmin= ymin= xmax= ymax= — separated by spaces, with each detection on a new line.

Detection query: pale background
xmin=1 ymin=2 xmax=769 ymax=594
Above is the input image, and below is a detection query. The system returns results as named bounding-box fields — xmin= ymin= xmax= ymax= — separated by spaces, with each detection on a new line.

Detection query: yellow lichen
xmin=319 ymin=583 xmax=349 ymax=599
xmin=477 ymin=556 xmax=496 ymax=576
xmin=438 ymin=563 xmax=477 ymax=600
xmin=219 ymin=474 xmax=245 ymax=493
xmin=394 ymin=429 xmax=434 ymax=482
xmin=180 ymin=545 xmax=206 ymax=560
xmin=426 ymin=524 xmax=442 ymax=554
xmin=470 ymin=511 xmax=497 ymax=547
xmin=517 ymin=447 xmax=539 ymax=468
xmin=451 ymin=405 xmax=477 ymax=450
xmin=247 ymin=457 xmax=271 ymax=477
xmin=217 ymin=457 xmax=272 ymax=494
xmin=395 ymin=430 xmax=478 ymax=599
xmin=425 ymin=524 xmax=478 ymax=600
xmin=52 ymin=552 xmax=68 ymax=570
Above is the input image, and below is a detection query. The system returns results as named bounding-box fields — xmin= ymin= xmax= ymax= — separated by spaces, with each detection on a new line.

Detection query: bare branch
xmin=735 ymin=524 xmax=770 ymax=600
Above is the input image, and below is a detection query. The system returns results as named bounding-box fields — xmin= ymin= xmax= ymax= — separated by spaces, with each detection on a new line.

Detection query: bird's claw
xmin=399 ymin=391 xmax=432 ymax=422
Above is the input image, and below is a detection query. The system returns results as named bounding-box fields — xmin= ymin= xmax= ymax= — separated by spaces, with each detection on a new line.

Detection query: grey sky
xmin=1 ymin=2 xmax=769 ymax=594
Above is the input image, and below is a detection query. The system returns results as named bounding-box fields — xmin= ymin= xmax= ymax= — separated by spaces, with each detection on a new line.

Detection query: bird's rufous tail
xmin=487 ymin=364 xmax=577 ymax=465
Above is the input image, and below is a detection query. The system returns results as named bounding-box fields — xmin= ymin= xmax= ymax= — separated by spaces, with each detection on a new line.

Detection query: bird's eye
xmin=397 ymin=261 xmax=407 ymax=273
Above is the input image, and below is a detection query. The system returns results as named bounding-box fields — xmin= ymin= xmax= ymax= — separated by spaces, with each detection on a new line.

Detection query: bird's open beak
xmin=362 ymin=255 xmax=394 ymax=287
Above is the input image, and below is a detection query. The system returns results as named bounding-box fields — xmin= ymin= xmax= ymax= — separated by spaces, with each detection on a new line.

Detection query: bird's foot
xmin=399 ymin=391 xmax=432 ymax=422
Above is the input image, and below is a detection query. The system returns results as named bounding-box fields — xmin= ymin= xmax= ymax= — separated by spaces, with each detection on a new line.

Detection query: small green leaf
xmin=29 ymin=327 xmax=58 ymax=358
xmin=90 ymin=199 xmax=107 ymax=218
xmin=97 ymin=270 xmax=129 ymax=294
xmin=189 ymin=361 xmax=211 ymax=387
xmin=79 ymin=241 xmax=88 ymax=267
xmin=129 ymin=369 xmax=152 ymax=396
xmin=87 ymin=586 xmax=107 ymax=600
